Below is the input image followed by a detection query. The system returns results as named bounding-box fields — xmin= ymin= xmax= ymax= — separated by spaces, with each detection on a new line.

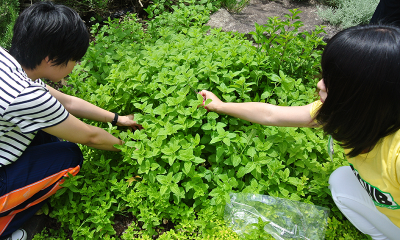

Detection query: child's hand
xmin=199 ymin=90 xmax=224 ymax=112
xmin=117 ymin=114 xmax=143 ymax=131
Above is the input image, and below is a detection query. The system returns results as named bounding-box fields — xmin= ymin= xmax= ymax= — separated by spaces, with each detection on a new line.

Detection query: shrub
xmin=314 ymin=0 xmax=342 ymax=7
xmin=145 ymin=0 xmax=220 ymax=19
xmin=317 ymin=0 xmax=379 ymax=29
xmin=0 ymin=0 xmax=19 ymax=49
xmin=220 ymin=0 xmax=250 ymax=13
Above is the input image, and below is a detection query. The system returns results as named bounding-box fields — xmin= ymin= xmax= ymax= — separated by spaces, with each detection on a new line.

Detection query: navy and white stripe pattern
xmin=0 ymin=47 xmax=69 ymax=166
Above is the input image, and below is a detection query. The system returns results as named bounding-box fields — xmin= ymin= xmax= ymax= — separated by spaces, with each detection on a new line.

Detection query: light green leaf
xmin=210 ymin=75 xmax=219 ymax=84
xmin=222 ymin=137 xmax=230 ymax=146
xmin=153 ymin=103 xmax=167 ymax=117
xmin=171 ymin=173 xmax=181 ymax=184
xmin=192 ymin=157 xmax=206 ymax=164
xmin=209 ymin=136 xmax=221 ymax=144
xmin=160 ymin=185 xmax=169 ymax=195
xmin=201 ymin=123 xmax=213 ymax=131
xmin=237 ymin=166 xmax=247 ymax=178
xmin=280 ymin=186 xmax=290 ymax=197
xmin=246 ymin=147 xmax=257 ymax=157
xmin=178 ymin=148 xmax=194 ymax=161
xmin=232 ymin=155 xmax=241 ymax=167
xmin=205 ymin=99 xmax=212 ymax=105
xmin=216 ymin=145 xmax=225 ymax=161
xmin=156 ymin=175 xmax=168 ymax=185
xmin=207 ymin=112 xmax=219 ymax=120
xmin=170 ymin=183 xmax=180 ymax=195
xmin=261 ymin=90 xmax=271 ymax=99
xmin=244 ymin=162 xmax=256 ymax=174
xmin=183 ymin=162 xmax=192 ymax=175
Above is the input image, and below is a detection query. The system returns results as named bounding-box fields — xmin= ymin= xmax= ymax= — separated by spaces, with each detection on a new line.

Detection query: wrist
xmin=214 ymin=102 xmax=227 ymax=114
xmin=111 ymin=112 xmax=119 ymax=126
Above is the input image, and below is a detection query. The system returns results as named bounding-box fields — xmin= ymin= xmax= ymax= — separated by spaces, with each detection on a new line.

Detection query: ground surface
xmin=206 ymin=0 xmax=340 ymax=41
xmin=21 ymin=1 xmax=339 ymax=239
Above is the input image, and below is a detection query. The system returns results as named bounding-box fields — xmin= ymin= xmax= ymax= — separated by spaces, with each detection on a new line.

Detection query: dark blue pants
xmin=0 ymin=131 xmax=83 ymax=238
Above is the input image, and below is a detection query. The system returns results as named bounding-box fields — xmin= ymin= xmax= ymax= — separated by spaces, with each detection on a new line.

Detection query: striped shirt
xmin=0 ymin=47 xmax=69 ymax=166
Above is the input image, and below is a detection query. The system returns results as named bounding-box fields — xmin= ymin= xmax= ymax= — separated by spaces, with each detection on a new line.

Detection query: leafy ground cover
xmin=317 ymin=0 xmax=379 ymax=29
xmin=33 ymin=1 xmax=371 ymax=239
xmin=0 ymin=0 xmax=19 ymax=49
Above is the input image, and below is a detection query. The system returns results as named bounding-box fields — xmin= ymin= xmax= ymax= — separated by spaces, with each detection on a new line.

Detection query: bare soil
xmin=207 ymin=0 xmax=340 ymax=41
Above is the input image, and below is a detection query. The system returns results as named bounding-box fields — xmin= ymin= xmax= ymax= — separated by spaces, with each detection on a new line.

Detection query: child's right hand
xmin=199 ymin=90 xmax=224 ymax=112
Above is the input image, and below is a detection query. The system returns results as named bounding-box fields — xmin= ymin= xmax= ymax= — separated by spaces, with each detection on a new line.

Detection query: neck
xmin=23 ymin=67 xmax=38 ymax=80
xmin=22 ymin=63 xmax=46 ymax=80
xmin=361 ymin=145 xmax=374 ymax=154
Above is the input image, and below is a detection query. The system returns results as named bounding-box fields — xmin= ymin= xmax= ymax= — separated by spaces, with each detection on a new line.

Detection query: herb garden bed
xmin=28 ymin=1 xmax=372 ymax=239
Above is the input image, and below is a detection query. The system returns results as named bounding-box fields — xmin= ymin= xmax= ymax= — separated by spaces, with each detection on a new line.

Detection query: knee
xmin=63 ymin=142 xmax=83 ymax=167
xmin=329 ymin=166 xmax=352 ymax=187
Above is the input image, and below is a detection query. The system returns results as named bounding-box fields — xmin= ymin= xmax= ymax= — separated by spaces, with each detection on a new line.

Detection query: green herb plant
xmin=144 ymin=0 xmax=219 ymax=19
xmin=0 ymin=0 xmax=19 ymax=49
xmin=242 ymin=217 xmax=274 ymax=240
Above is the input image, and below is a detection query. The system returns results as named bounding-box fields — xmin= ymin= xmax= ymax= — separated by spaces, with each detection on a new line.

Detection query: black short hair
xmin=315 ymin=25 xmax=400 ymax=157
xmin=9 ymin=1 xmax=89 ymax=69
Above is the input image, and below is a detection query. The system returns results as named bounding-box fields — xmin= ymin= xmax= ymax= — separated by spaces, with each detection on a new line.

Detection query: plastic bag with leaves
xmin=224 ymin=193 xmax=329 ymax=240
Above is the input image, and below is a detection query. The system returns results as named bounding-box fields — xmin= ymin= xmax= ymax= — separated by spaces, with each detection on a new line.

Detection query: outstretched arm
xmin=42 ymin=114 xmax=123 ymax=151
xmin=199 ymin=90 xmax=315 ymax=128
xmin=46 ymin=84 xmax=142 ymax=130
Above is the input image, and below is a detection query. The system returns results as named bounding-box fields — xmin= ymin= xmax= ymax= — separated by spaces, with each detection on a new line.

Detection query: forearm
xmin=47 ymin=85 xmax=116 ymax=123
xmin=43 ymin=115 xmax=123 ymax=151
xmin=83 ymin=124 xmax=123 ymax=151
xmin=200 ymin=90 xmax=314 ymax=127
xmin=66 ymin=96 xmax=115 ymax=123
xmin=216 ymin=102 xmax=274 ymax=125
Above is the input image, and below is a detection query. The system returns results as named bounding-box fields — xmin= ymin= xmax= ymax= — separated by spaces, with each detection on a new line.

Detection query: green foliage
xmin=317 ymin=0 xmax=379 ymax=29
xmin=315 ymin=0 xmax=343 ymax=7
xmin=325 ymin=216 xmax=371 ymax=240
xmin=0 ymin=0 xmax=19 ymax=49
xmin=145 ymin=0 xmax=191 ymax=18
xmin=146 ymin=1 xmax=215 ymax=39
xmin=145 ymin=0 xmax=220 ymax=18
xmin=220 ymin=0 xmax=250 ymax=13
xmin=32 ymin=227 xmax=69 ymax=240
xmin=120 ymin=219 xmax=240 ymax=239
xmin=242 ymin=217 xmax=274 ymax=239
xmin=36 ymin=3 xmax=371 ymax=239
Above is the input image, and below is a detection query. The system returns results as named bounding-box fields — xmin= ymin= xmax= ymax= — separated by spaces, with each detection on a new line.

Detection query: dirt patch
xmin=206 ymin=0 xmax=341 ymax=41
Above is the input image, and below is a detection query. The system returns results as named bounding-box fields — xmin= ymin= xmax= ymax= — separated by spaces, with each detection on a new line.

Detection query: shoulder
xmin=309 ymin=100 xmax=323 ymax=118
xmin=0 ymin=48 xmax=32 ymax=92
xmin=0 ymin=48 xmax=27 ymax=80
xmin=376 ymin=131 xmax=400 ymax=183
xmin=0 ymin=48 xmax=50 ymax=114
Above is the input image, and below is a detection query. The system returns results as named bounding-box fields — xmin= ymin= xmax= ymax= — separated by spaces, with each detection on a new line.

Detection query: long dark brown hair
xmin=315 ymin=25 xmax=400 ymax=158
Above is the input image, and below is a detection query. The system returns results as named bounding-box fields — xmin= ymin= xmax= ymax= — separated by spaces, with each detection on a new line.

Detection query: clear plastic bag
xmin=224 ymin=193 xmax=329 ymax=240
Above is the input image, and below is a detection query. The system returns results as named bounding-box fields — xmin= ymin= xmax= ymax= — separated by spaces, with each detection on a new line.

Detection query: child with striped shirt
xmin=0 ymin=1 xmax=141 ymax=239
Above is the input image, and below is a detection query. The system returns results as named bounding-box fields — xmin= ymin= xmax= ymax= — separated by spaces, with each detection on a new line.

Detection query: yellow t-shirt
xmin=310 ymin=101 xmax=400 ymax=228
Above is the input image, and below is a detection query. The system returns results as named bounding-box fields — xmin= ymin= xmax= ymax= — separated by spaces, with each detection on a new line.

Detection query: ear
xmin=44 ymin=56 xmax=51 ymax=64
